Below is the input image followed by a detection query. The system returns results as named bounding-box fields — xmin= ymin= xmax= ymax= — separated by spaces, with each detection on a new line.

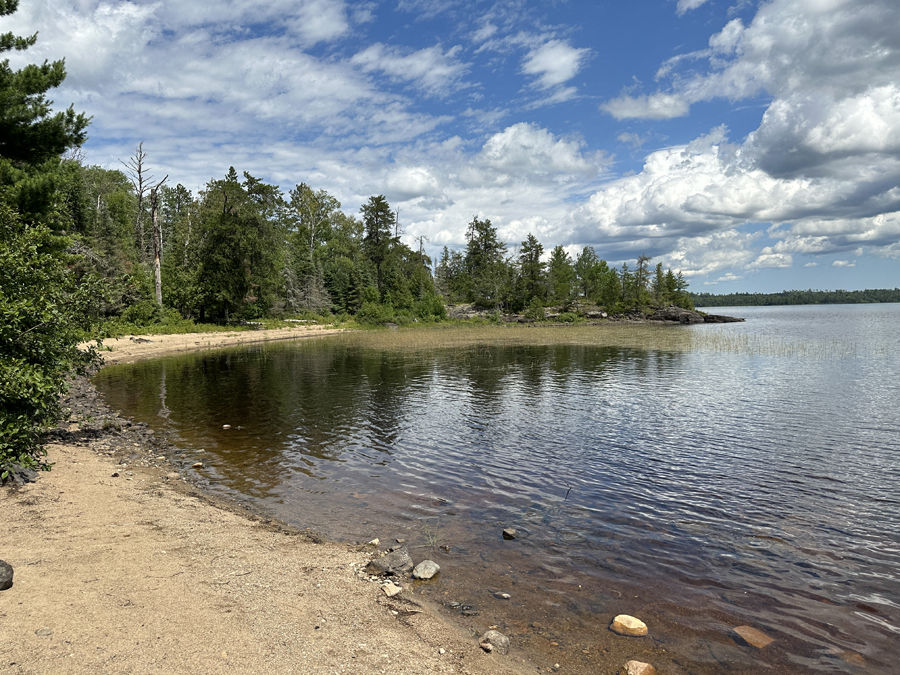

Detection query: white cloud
xmin=601 ymin=93 xmax=690 ymax=120
xmin=617 ymin=132 xmax=648 ymax=149
xmin=832 ymin=260 xmax=856 ymax=267
xmin=804 ymin=262 xmax=819 ymax=267
xmin=676 ymin=0 xmax=712 ymax=16
xmin=521 ymin=39 xmax=590 ymax=89
xmin=351 ymin=43 xmax=470 ymax=97
xmin=748 ymin=252 xmax=793 ymax=269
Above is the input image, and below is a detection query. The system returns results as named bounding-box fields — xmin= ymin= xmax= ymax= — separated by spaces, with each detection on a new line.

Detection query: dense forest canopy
xmin=692 ymin=289 xmax=900 ymax=307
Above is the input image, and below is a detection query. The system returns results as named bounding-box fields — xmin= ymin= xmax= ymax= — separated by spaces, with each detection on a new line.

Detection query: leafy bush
xmin=524 ymin=297 xmax=546 ymax=321
xmin=557 ymin=312 xmax=578 ymax=323
xmin=1 ymin=205 xmax=101 ymax=478
xmin=355 ymin=301 xmax=394 ymax=325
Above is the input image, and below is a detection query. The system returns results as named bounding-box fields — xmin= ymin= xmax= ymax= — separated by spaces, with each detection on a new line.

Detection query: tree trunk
xmin=151 ymin=187 xmax=162 ymax=307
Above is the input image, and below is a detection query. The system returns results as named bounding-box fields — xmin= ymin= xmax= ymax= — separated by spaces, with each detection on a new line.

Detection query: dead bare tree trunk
xmin=121 ymin=142 xmax=153 ymax=264
xmin=150 ymin=176 xmax=168 ymax=307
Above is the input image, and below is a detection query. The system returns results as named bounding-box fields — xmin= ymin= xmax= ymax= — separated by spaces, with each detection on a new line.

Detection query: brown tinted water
xmin=94 ymin=308 xmax=900 ymax=674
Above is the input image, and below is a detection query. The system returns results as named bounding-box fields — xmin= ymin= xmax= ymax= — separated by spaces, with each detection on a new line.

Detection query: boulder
xmin=365 ymin=546 xmax=413 ymax=576
xmin=610 ymin=614 xmax=648 ymax=637
xmin=480 ymin=630 xmax=510 ymax=655
xmin=622 ymin=660 xmax=657 ymax=675
xmin=0 ymin=560 xmax=12 ymax=590
xmin=411 ymin=560 xmax=440 ymax=580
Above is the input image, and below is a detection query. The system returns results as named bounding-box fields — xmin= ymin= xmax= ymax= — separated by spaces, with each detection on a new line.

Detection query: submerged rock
xmin=411 ymin=560 xmax=440 ymax=580
xmin=0 ymin=560 xmax=13 ymax=590
xmin=365 ymin=546 xmax=413 ymax=576
xmin=733 ymin=625 xmax=774 ymax=649
xmin=480 ymin=630 xmax=510 ymax=655
xmin=610 ymin=615 xmax=648 ymax=637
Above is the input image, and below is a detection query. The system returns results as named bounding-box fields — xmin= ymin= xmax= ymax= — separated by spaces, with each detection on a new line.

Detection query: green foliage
xmin=557 ymin=312 xmax=578 ymax=323
xmin=0 ymin=204 xmax=100 ymax=476
xmin=524 ymin=296 xmax=546 ymax=322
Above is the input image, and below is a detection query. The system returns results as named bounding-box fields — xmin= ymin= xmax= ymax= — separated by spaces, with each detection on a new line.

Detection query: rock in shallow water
xmin=0 ymin=560 xmax=13 ymax=591
xmin=365 ymin=546 xmax=413 ymax=576
xmin=412 ymin=560 xmax=440 ymax=580
xmin=480 ymin=630 xmax=510 ymax=655
xmin=733 ymin=625 xmax=774 ymax=649
xmin=622 ymin=660 xmax=657 ymax=675
xmin=502 ymin=528 xmax=517 ymax=540
xmin=610 ymin=614 xmax=648 ymax=637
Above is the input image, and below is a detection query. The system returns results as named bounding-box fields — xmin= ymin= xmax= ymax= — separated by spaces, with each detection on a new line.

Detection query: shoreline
xmin=2 ymin=327 xmax=543 ymax=675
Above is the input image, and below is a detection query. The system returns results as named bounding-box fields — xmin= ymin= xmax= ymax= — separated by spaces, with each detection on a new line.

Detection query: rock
xmin=480 ymin=629 xmax=510 ymax=655
xmin=494 ymin=592 xmax=511 ymax=600
xmin=381 ymin=582 xmax=402 ymax=597
xmin=34 ymin=627 xmax=53 ymax=636
xmin=222 ymin=424 xmax=231 ymax=429
xmin=166 ymin=472 xmax=180 ymax=479
xmin=704 ymin=313 xmax=744 ymax=323
xmin=610 ymin=615 xmax=648 ymax=637
xmin=412 ymin=560 xmax=440 ymax=580
xmin=480 ymin=642 xmax=493 ymax=653
xmin=192 ymin=462 xmax=203 ymax=468
xmin=365 ymin=546 xmax=413 ymax=576
xmin=367 ymin=538 xmax=380 ymax=547
xmin=648 ymin=306 xmax=706 ymax=324
xmin=733 ymin=625 xmax=774 ymax=649
xmin=0 ymin=560 xmax=13 ymax=591
xmin=111 ymin=472 xmax=120 ymax=477
xmin=502 ymin=528 xmax=517 ymax=540
xmin=622 ymin=660 xmax=657 ymax=675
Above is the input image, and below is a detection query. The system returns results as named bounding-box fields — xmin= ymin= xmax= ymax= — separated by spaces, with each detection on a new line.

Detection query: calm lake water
xmin=94 ymin=304 xmax=900 ymax=674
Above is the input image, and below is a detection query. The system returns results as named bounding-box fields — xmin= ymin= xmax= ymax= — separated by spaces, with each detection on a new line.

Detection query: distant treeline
xmin=691 ymin=288 xmax=900 ymax=307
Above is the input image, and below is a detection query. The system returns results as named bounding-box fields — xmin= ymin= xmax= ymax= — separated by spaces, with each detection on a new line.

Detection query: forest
xmin=691 ymin=288 xmax=900 ymax=307
xmin=40 ymin=152 xmax=696 ymax=331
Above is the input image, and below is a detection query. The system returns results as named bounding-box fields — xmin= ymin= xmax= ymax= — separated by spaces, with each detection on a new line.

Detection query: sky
xmin=7 ymin=0 xmax=900 ymax=293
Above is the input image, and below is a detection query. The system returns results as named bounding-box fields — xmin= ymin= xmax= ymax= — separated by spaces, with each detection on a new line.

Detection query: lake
xmin=94 ymin=304 xmax=900 ymax=673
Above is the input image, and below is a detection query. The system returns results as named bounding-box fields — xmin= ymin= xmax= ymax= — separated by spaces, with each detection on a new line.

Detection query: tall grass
xmin=320 ymin=323 xmax=866 ymax=360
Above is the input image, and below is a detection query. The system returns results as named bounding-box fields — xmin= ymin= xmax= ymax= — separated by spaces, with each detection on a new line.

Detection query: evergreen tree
xmin=464 ymin=215 xmax=507 ymax=307
xmin=517 ymin=233 xmax=545 ymax=307
xmin=1 ymin=0 xmax=99 ymax=478
xmin=548 ymin=245 xmax=576 ymax=308
xmin=360 ymin=195 xmax=395 ymax=298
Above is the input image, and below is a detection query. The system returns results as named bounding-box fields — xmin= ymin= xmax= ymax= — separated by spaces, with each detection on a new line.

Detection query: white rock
xmin=610 ymin=615 xmax=648 ymax=637
xmin=622 ymin=660 xmax=657 ymax=675
xmin=412 ymin=560 xmax=440 ymax=580
xmin=381 ymin=582 xmax=402 ymax=597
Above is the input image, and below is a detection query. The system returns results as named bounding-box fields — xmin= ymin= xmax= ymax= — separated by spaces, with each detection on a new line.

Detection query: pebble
xmin=0 ymin=560 xmax=13 ymax=591
xmin=610 ymin=615 xmax=648 ymax=637
xmin=502 ymin=528 xmax=517 ymax=540
xmin=480 ymin=630 xmax=510 ymax=655
xmin=381 ymin=582 xmax=402 ymax=598
xmin=35 ymin=628 xmax=53 ymax=636
xmin=493 ymin=592 xmax=511 ymax=600
xmin=192 ymin=462 xmax=203 ymax=468
xmin=222 ymin=424 xmax=231 ymax=429
xmin=733 ymin=625 xmax=774 ymax=649
xmin=368 ymin=538 xmax=380 ymax=547
xmin=622 ymin=660 xmax=657 ymax=675
xmin=412 ymin=560 xmax=440 ymax=580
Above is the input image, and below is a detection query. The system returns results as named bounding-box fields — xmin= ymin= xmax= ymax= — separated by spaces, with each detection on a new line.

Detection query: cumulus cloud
xmin=832 ymin=260 xmax=856 ymax=267
xmin=582 ymin=0 xmax=900 ymax=276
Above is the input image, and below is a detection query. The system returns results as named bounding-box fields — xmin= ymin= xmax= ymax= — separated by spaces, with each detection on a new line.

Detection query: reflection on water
xmin=94 ymin=306 xmax=900 ymax=673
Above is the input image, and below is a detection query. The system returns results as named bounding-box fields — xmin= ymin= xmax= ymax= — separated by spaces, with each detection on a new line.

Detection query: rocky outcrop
xmin=703 ymin=313 xmax=745 ymax=323
xmin=648 ymin=307 xmax=706 ymax=324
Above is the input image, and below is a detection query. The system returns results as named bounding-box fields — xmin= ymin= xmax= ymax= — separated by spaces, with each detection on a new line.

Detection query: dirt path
xmin=1 ymin=329 xmax=539 ymax=675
